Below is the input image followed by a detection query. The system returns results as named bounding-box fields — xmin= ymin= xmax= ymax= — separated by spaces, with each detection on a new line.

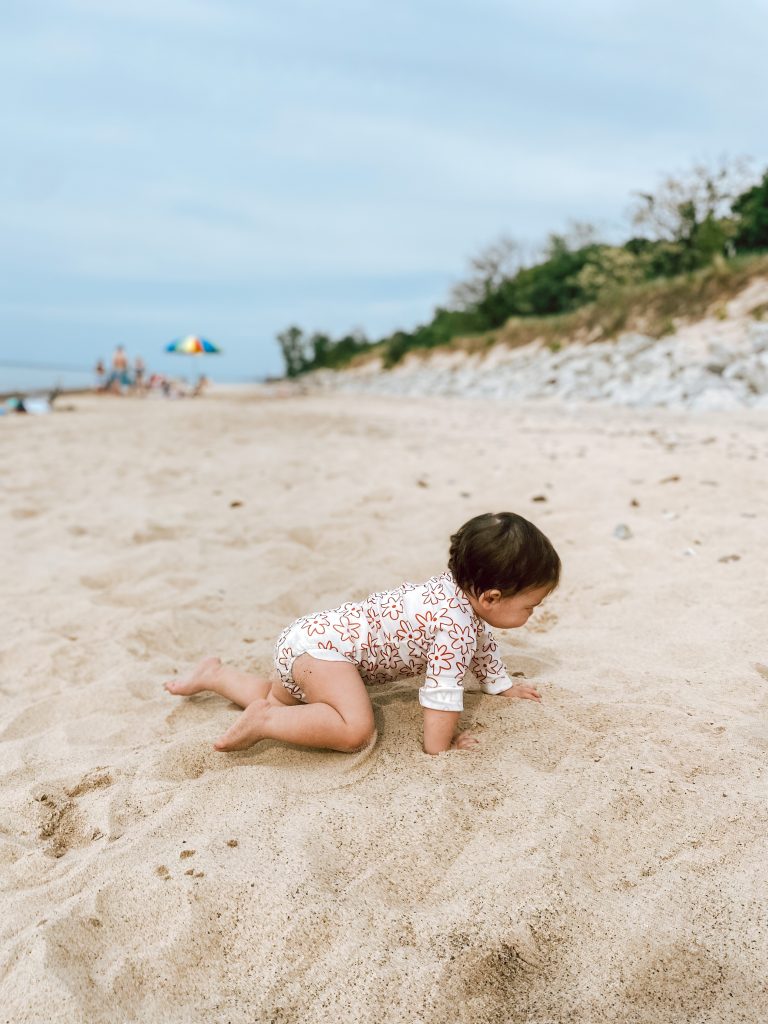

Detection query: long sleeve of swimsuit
xmin=470 ymin=622 xmax=513 ymax=695
xmin=418 ymin=608 xmax=510 ymax=713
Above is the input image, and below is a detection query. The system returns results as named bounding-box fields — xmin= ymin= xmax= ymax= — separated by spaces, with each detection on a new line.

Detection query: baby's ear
xmin=483 ymin=589 xmax=502 ymax=605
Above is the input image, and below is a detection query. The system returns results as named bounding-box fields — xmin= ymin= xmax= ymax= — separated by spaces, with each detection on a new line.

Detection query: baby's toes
xmin=164 ymin=678 xmax=190 ymax=695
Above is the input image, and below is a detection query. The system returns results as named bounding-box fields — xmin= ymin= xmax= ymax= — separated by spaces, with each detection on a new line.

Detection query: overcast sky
xmin=2 ymin=0 xmax=767 ymax=380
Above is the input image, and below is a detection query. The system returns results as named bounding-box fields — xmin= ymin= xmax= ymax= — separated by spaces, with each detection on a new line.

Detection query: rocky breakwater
xmin=301 ymin=287 xmax=768 ymax=411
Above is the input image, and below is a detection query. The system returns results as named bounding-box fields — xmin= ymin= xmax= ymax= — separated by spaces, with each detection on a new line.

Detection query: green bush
xmin=733 ymin=171 xmax=768 ymax=250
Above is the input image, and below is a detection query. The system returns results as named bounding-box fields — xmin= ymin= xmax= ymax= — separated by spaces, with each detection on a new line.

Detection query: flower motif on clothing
xmin=427 ymin=644 xmax=455 ymax=675
xmin=395 ymin=620 xmax=425 ymax=644
xmin=447 ymin=592 xmax=472 ymax=615
xmin=415 ymin=608 xmax=455 ymax=633
xmin=284 ymin=679 xmax=304 ymax=700
xmin=359 ymin=652 xmax=378 ymax=677
xmin=365 ymin=607 xmax=383 ymax=633
xmin=448 ymin=622 xmax=475 ymax=653
xmin=276 ymin=646 xmax=294 ymax=675
xmin=439 ymin=608 xmax=457 ymax=630
xmin=380 ymin=594 xmax=404 ymax=621
xmin=471 ymin=648 xmax=504 ymax=681
xmin=406 ymin=638 xmax=428 ymax=664
xmin=305 ymin=613 xmax=330 ymax=636
xmin=333 ymin=615 xmax=361 ymax=644
xmin=422 ymin=580 xmax=447 ymax=606
xmin=317 ymin=640 xmax=339 ymax=652
xmin=379 ymin=642 xmax=401 ymax=670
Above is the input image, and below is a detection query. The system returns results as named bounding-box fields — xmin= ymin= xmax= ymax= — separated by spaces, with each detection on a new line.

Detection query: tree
xmin=544 ymin=221 xmax=600 ymax=257
xmin=573 ymin=246 xmax=644 ymax=301
xmin=382 ymin=330 xmax=414 ymax=369
xmin=276 ymin=326 xmax=310 ymax=378
xmin=503 ymin=235 xmax=602 ymax=316
xmin=732 ymin=170 xmax=768 ymax=251
xmin=309 ymin=332 xmax=333 ymax=369
xmin=630 ymin=158 xmax=752 ymax=271
xmin=449 ymin=235 xmax=521 ymax=310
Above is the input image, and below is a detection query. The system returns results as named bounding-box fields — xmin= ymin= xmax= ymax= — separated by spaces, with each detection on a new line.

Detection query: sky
xmin=2 ymin=0 xmax=768 ymax=383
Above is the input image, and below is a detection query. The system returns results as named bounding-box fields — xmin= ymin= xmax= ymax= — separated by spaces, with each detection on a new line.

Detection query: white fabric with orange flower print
xmin=273 ymin=571 xmax=512 ymax=711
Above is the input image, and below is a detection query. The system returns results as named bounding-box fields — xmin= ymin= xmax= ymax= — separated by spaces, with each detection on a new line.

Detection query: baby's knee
xmin=340 ymin=719 xmax=376 ymax=753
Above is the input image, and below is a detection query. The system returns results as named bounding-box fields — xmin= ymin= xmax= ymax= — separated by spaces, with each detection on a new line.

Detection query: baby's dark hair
xmin=448 ymin=512 xmax=561 ymax=597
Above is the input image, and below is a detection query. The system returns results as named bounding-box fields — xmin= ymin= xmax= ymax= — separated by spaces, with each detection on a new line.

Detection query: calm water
xmin=0 ymin=364 xmax=94 ymax=395
xmin=0 ymin=362 xmax=263 ymax=395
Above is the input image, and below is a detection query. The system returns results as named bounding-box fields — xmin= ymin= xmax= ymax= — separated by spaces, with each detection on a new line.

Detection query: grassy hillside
xmin=278 ymin=164 xmax=768 ymax=377
xmin=352 ymin=253 xmax=768 ymax=367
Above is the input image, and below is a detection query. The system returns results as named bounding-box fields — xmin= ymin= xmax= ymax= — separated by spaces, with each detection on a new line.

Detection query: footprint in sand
xmin=527 ymin=608 xmax=559 ymax=633
xmin=10 ymin=507 xmax=42 ymax=520
xmin=32 ymin=768 xmax=114 ymax=858
xmin=286 ymin=526 xmax=319 ymax=549
xmin=131 ymin=522 xmax=178 ymax=545
xmin=498 ymin=652 xmax=556 ymax=678
xmin=0 ymin=695 xmax=71 ymax=742
xmin=596 ymin=588 xmax=629 ymax=607
xmin=145 ymin=739 xmax=222 ymax=782
xmin=79 ymin=573 xmax=110 ymax=591
xmin=360 ymin=490 xmax=394 ymax=506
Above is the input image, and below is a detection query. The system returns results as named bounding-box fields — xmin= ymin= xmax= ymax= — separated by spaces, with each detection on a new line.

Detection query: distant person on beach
xmin=94 ymin=359 xmax=106 ymax=390
xmin=165 ymin=512 xmax=561 ymax=755
xmin=134 ymin=355 xmax=146 ymax=392
xmin=109 ymin=345 xmax=130 ymax=391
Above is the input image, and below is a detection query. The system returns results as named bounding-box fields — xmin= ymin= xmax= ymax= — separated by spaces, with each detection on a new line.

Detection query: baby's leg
xmin=214 ymin=655 xmax=375 ymax=754
xmin=267 ymin=678 xmax=302 ymax=707
xmin=164 ymin=657 xmax=272 ymax=709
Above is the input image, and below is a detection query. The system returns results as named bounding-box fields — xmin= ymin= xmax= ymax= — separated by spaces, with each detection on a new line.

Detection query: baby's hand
xmin=451 ymin=731 xmax=480 ymax=751
xmin=500 ymin=682 xmax=542 ymax=703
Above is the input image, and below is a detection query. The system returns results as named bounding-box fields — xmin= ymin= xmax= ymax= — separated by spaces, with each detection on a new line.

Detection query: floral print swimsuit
xmin=273 ymin=571 xmax=512 ymax=712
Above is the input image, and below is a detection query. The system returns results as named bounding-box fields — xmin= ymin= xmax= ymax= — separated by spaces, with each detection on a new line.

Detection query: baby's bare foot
xmin=164 ymin=656 xmax=222 ymax=697
xmin=214 ymin=699 xmax=270 ymax=752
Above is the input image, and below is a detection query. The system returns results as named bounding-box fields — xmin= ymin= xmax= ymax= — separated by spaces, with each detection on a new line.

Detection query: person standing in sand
xmin=165 ymin=512 xmax=561 ymax=755
xmin=109 ymin=345 xmax=130 ymax=391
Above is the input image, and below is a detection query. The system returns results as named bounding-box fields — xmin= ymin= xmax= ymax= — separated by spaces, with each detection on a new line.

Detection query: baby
xmin=164 ymin=512 xmax=561 ymax=755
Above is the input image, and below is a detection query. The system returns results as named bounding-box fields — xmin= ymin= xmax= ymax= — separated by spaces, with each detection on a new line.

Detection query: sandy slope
xmin=1 ymin=391 xmax=766 ymax=1023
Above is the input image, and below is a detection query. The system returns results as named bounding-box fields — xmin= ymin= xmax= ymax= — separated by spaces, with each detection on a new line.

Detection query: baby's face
xmin=470 ymin=584 xmax=551 ymax=630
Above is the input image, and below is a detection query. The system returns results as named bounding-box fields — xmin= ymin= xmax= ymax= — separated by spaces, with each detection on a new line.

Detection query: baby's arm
xmin=422 ymin=708 xmax=459 ymax=754
xmin=419 ymin=615 xmax=476 ymax=754
xmin=472 ymin=624 xmax=542 ymax=702
xmin=422 ymin=709 xmax=479 ymax=754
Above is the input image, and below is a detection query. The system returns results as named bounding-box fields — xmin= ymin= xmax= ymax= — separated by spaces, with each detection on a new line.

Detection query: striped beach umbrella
xmin=165 ymin=335 xmax=222 ymax=355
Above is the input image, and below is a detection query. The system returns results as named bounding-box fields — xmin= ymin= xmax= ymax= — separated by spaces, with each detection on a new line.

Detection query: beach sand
xmin=1 ymin=390 xmax=766 ymax=1023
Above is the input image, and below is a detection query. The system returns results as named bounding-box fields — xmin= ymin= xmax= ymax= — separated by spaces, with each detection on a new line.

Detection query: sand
xmin=1 ymin=390 xmax=766 ymax=1023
